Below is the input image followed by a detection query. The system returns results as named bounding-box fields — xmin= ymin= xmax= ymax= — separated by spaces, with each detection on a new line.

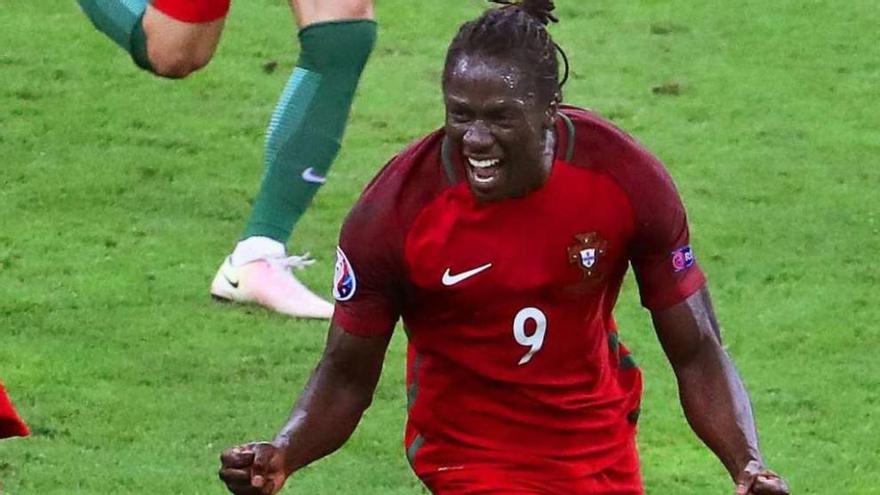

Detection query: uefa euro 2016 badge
xmin=333 ymin=246 xmax=357 ymax=301
xmin=567 ymin=232 xmax=607 ymax=280
xmin=670 ymin=245 xmax=695 ymax=272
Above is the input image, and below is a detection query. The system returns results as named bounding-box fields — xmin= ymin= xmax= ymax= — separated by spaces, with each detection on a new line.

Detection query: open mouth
xmin=467 ymin=157 xmax=501 ymax=184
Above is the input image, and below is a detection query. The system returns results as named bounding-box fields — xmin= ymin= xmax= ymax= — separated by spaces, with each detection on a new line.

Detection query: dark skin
xmin=219 ymin=53 xmax=789 ymax=495
xmin=654 ymin=288 xmax=789 ymax=495
xmin=443 ymin=55 xmax=558 ymax=202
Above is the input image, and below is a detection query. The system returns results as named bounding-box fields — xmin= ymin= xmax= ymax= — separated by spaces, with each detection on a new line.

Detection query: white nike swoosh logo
xmin=301 ymin=167 xmax=327 ymax=184
xmin=442 ymin=263 xmax=492 ymax=286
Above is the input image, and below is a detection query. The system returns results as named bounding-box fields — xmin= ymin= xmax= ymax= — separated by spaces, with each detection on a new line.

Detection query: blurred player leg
xmin=211 ymin=0 xmax=376 ymax=319
xmin=77 ymin=0 xmax=227 ymax=78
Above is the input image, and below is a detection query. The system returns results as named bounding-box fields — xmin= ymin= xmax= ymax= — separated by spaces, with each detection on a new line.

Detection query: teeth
xmin=468 ymin=157 xmax=499 ymax=168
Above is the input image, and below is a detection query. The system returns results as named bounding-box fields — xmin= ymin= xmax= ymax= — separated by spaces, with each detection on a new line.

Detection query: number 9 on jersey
xmin=513 ymin=307 xmax=547 ymax=365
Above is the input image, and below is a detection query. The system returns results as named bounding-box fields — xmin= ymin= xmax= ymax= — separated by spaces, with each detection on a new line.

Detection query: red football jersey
xmin=332 ymin=106 xmax=706 ymax=483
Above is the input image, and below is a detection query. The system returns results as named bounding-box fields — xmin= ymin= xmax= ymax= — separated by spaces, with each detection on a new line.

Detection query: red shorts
xmin=152 ymin=0 xmax=230 ymax=23
xmin=419 ymin=447 xmax=643 ymax=495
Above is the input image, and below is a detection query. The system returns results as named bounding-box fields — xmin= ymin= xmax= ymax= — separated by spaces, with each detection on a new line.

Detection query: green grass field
xmin=2 ymin=0 xmax=879 ymax=493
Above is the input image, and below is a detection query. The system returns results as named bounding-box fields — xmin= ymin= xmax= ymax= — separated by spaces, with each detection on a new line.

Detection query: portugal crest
xmin=567 ymin=232 xmax=607 ymax=279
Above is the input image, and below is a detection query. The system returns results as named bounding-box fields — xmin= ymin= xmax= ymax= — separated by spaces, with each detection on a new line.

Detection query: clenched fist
xmin=735 ymin=460 xmax=789 ymax=495
xmin=219 ymin=442 xmax=289 ymax=495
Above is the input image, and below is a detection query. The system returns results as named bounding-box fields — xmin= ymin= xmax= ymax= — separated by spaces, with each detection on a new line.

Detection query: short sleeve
xmin=627 ymin=156 xmax=706 ymax=311
xmin=331 ymin=183 xmax=405 ymax=337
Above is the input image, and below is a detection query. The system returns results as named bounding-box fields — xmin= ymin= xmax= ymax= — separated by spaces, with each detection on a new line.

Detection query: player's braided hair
xmin=443 ymin=0 xmax=569 ymax=103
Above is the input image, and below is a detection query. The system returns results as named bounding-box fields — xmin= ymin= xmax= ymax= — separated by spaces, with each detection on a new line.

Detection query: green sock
xmin=242 ymin=20 xmax=378 ymax=243
xmin=77 ymin=0 xmax=152 ymax=71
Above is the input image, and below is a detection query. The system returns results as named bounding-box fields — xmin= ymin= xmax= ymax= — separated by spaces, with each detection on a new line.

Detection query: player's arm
xmin=273 ymin=322 xmax=391 ymax=470
xmin=651 ymin=286 xmax=789 ymax=495
xmin=219 ymin=323 xmax=392 ymax=495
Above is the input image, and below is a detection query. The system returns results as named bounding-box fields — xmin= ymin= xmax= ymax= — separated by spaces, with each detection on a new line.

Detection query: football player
xmin=218 ymin=1 xmax=790 ymax=493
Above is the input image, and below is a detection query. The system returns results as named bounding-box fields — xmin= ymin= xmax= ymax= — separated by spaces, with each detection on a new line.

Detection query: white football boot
xmin=210 ymin=238 xmax=334 ymax=319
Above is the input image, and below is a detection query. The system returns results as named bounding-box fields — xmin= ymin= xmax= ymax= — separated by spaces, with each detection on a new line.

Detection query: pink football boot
xmin=210 ymin=253 xmax=334 ymax=319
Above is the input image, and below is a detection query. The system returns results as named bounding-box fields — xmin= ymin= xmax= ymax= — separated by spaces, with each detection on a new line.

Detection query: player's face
xmin=443 ymin=55 xmax=557 ymax=202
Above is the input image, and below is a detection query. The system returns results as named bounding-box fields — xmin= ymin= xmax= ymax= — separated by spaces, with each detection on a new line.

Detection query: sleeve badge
xmin=333 ymin=246 xmax=357 ymax=301
xmin=670 ymin=245 xmax=695 ymax=272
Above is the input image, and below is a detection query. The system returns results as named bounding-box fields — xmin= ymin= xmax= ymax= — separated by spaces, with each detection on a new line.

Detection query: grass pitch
xmin=1 ymin=0 xmax=879 ymax=493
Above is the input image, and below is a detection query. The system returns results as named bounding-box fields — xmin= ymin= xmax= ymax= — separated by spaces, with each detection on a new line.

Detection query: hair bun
xmin=489 ymin=0 xmax=558 ymax=25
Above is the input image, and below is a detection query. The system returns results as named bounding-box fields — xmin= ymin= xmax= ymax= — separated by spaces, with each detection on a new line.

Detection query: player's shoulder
xmin=342 ymin=128 xmax=449 ymax=238
xmin=363 ymin=129 xmax=445 ymax=196
xmin=561 ymin=105 xmax=679 ymax=203
xmin=561 ymin=105 xmax=659 ymax=169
